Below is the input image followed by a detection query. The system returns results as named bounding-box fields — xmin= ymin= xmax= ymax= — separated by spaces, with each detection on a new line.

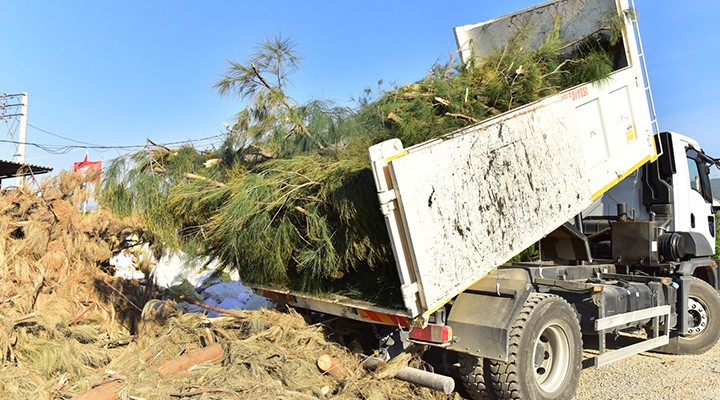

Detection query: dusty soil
xmin=443 ymin=332 xmax=720 ymax=399
xmin=575 ymin=338 xmax=720 ymax=400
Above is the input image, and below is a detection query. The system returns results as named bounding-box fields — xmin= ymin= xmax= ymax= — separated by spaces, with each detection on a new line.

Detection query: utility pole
xmin=16 ymin=93 xmax=28 ymax=164
xmin=0 ymin=92 xmax=29 ymax=164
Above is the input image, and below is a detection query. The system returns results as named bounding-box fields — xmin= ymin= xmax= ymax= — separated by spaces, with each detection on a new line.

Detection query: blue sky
xmin=0 ymin=1 xmax=718 ymax=176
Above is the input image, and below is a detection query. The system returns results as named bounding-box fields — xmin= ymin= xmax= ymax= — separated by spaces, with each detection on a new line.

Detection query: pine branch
xmin=541 ymin=59 xmax=574 ymax=78
xmin=250 ymin=64 xmax=326 ymax=150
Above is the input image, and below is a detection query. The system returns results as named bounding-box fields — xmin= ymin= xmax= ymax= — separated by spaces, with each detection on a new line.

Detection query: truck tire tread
xmin=488 ymin=293 xmax=541 ymax=399
xmin=488 ymin=293 xmax=582 ymax=400
xmin=458 ymin=353 xmax=495 ymax=400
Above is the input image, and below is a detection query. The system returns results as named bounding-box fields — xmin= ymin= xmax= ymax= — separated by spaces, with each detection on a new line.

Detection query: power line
xmin=27 ymin=124 xmax=225 ymax=150
xmin=0 ymin=139 xmax=131 ymax=154
xmin=28 ymin=124 xmax=104 ymax=146
xmin=0 ymin=133 xmax=226 ymax=156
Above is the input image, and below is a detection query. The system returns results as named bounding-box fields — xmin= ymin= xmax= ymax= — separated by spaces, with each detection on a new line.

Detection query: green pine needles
xmin=102 ymin=19 xmax=624 ymax=303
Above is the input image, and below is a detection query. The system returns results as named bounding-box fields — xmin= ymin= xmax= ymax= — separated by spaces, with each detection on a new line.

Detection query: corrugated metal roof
xmin=0 ymin=159 xmax=53 ymax=180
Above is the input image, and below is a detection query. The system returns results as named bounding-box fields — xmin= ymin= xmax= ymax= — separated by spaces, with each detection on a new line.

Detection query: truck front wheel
xmin=488 ymin=293 xmax=582 ymax=400
xmin=674 ymin=277 xmax=720 ymax=354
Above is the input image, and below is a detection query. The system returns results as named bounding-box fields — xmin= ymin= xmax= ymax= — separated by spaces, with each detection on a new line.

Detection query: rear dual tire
xmin=459 ymin=293 xmax=582 ymax=400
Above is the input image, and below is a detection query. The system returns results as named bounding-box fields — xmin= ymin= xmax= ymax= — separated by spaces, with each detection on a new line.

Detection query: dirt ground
xmin=340 ymin=321 xmax=720 ymax=400
xmin=575 ymin=338 xmax=720 ymax=400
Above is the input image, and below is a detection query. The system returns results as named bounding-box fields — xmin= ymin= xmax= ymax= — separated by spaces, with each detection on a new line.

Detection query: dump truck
xmin=251 ymin=0 xmax=720 ymax=398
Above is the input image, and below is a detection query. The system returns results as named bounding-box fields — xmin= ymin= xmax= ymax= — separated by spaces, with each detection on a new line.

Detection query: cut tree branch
xmin=185 ymin=173 xmax=226 ymax=188
xmin=178 ymin=295 xmax=253 ymax=318
xmin=445 ymin=113 xmax=478 ymax=123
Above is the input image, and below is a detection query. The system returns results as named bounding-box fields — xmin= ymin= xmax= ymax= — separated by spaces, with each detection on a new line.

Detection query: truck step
xmin=593 ymin=305 xmax=670 ymax=367
xmin=594 ymin=335 xmax=668 ymax=367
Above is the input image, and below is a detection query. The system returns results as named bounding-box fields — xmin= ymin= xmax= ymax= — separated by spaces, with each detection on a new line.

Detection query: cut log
xmin=316 ymin=354 xmax=347 ymax=380
xmin=158 ymin=343 xmax=225 ymax=378
xmin=75 ymin=381 xmax=122 ymax=400
xmin=362 ymin=357 xmax=454 ymax=394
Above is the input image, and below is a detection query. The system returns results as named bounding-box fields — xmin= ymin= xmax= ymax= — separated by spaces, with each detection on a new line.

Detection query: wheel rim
xmin=533 ymin=323 xmax=571 ymax=393
xmin=685 ymin=297 xmax=709 ymax=335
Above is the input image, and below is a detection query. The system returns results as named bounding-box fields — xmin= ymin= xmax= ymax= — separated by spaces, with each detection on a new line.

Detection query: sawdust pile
xmin=0 ymin=172 xmax=455 ymax=399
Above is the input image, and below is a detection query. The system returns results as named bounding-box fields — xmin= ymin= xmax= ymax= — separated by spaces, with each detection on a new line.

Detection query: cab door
xmin=672 ymin=134 xmax=715 ymax=256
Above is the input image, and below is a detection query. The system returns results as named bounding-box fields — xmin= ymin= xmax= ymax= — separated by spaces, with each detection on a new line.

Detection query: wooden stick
xmin=158 ymin=343 xmax=225 ymax=379
xmin=54 ymin=375 xmax=68 ymax=397
xmin=445 ymin=112 xmax=478 ymax=123
xmin=0 ymin=325 xmax=17 ymax=362
xmin=169 ymin=387 xmax=232 ymax=397
xmin=434 ymin=96 xmax=450 ymax=106
xmin=212 ymin=327 xmax=233 ymax=341
xmin=204 ymin=327 xmax=214 ymax=344
xmin=69 ymin=302 xmax=96 ymax=325
xmin=317 ymin=354 xmax=348 ymax=380
xmin=28 ymin=274 xmax=45 ymax=313
xmin=178 ymin=295 xmax=251 ymax=318
xmin=541 ymin=58 xmax=573 ymax=78
xmin=1 ymin=294 xmax=21 ymax=304
xmin=12 ymin=313 xmax=36 ymax=324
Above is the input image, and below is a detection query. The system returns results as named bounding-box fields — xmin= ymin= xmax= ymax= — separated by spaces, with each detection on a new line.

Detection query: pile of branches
xmin=0 ymin=172 xmax=156 ymax=397
xmin=102 ymin=21 xmax=622 ymax=301
xmin=0 ymin=173 xmax=451 ymax=399
xmin=50 ymin=303 xmax=453 ymax=399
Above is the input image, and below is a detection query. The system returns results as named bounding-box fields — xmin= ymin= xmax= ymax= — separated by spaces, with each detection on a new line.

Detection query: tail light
xmin=409 ymin=323 xmax=453 ymax=344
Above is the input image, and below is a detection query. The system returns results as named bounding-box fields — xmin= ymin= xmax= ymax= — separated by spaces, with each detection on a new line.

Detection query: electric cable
xmin=28 ymin=124 xmax=104 ymax=147
xmin=0 ymin=133 xmax=226 ymax=155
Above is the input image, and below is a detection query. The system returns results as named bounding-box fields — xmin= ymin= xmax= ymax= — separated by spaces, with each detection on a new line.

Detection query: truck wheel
xmin=488 ymin=293 xmax=582 ymax=400
xmin=458 ymin=353 xmax=495 ymax=400
xmin=673 ymin=277 xmax=720 ymax=354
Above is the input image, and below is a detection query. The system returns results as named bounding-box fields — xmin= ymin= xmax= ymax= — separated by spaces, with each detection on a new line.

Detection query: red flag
xmin=73 ymin=152 xmax=102 ymax=182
